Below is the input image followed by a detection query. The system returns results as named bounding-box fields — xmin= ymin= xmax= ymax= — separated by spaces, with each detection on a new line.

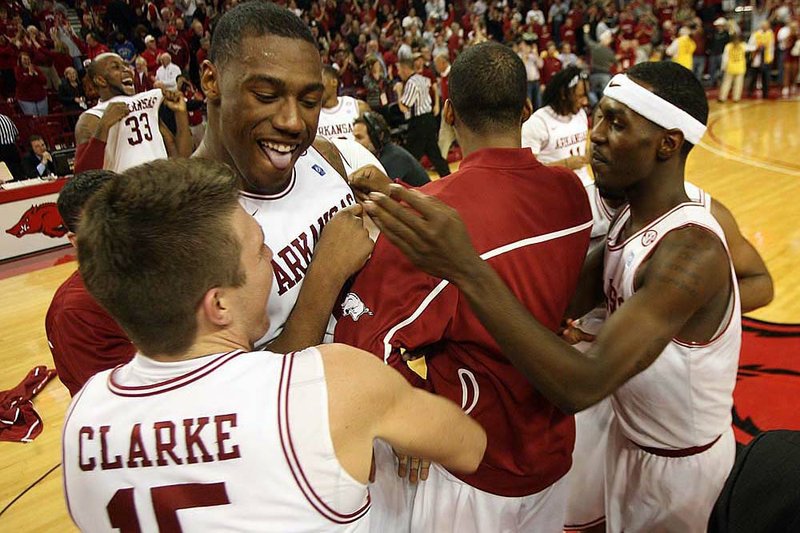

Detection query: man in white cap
xmin=359 ymin=61 xmax=740 ymax=533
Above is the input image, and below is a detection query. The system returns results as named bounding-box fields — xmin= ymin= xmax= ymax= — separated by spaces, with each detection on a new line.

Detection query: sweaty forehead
xmin=228 ymin=35 xmax=321 ymax=83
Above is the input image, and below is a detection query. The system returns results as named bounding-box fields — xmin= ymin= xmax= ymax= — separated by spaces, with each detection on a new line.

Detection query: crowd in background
xmin=0 ymin=0 xmax=799 ymax=180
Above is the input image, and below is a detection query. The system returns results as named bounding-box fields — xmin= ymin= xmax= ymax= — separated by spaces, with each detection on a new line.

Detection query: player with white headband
xmin=356 ymin=61 xmax=742 ymax=532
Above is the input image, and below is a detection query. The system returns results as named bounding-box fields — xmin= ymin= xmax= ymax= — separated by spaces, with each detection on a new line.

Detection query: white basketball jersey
xmin=318 ymin=96 xmax=361 ymax=141
xmin=329 ymin=137 xmax=387 ymax=176
xmin=85 ymin=89 xmax=168 ymax=172
xmin=238 ymin=146 xmax=354 ymax=346
xmin=63 ymin=348 xmax=370 ymax=532
xmin=603 ymin=202 xmax=741 ymax=449
xmin=521 ymin=106 xmax=590 ymax=183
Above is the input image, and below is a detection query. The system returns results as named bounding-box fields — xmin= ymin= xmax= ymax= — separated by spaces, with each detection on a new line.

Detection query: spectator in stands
xmin=15 ymin=52 xmax=48 ymax=116
xmin=363 ymin=56 xmax=390 ymax=115
xmin=691 ymin=20 xmax=707 ymax=81
xmin=112 ymin=32 xmax=136 ymax=65
xmin=781 ymin=22 xmax=799 ymax=97
xmin=583 ymin=24 xmax=615 ymax=103
xmin=84 ymin=32 xmax=109 ymax=61
xmin=159 ymin=25 xmax=190 ymax=72
xmin=46 ymin=170 xmax=136 ymax=397
xmin=560 ymin=42 xmax=579 ymax=68
xmin=133 ymin=56 xmax=153 ymax=93
xmin=155 ymin=52 xmax=181 ymax=90
xmin=22 ymin=135 xmax=56 ymax=178
xmin=518 ymin=38 xmax=543 ymax=110
xmin=141 ymin=35 xmax=163 ymax=76
xmin=177 ymin=74 xmax=205 ymax=148
xmin=434 ymin=53 xmax=456 ymax=159
xmin=353 ymin=112 xmax=431 ymax=187
xmin=0 ymin=34 xmax=17 ymax=99
xmin=747 ymin=20 xmax=775 ymax=99
xmin=709 ymin=18 xmax=731 ymax=87
xmin=0 ymin=113 xmax=23 ymax=180
xmin=21 ymin=25 xmax=60 ymax=91
xmin=667 ymin=25 xmax=696 ymax=70
xmin=719 ymin=32 xmax=747 ymax=103
xmin=51 ymin=15 xmax=83 ymax=72
xmin=540 ymin=41 xmax=563 ymax=90
xmin=58 ymin=66 xmax=86 ymax=112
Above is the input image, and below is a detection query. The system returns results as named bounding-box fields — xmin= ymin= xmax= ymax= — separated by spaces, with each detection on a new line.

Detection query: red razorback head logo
xmin=5 ymin=202 xmax=68 ymax=239
xmin=732 ymin=317 xmax=800 ymax=445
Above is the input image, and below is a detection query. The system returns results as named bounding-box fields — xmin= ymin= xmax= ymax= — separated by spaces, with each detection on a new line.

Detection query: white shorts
xmin=367 ymin=439 xmax=416 ymax=533
xmin=605 ymin=419 xmax=735 ymax=533
xmin=563 ymin=397 xmax=614 ymax=531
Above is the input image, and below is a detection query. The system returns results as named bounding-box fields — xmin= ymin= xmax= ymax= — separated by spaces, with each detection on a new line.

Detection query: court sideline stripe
xmin=0 ymin=462 xmax=61 ymax=519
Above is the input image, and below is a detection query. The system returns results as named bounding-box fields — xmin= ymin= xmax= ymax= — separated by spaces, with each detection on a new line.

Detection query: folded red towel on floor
xmin=0 ymin=366 xmax=58 ymax=443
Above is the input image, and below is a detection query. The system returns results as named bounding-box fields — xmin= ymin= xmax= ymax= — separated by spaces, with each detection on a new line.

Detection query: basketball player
xmin=521 ymin=66 xmax=591 ymax=183
xmin=361 ymin=61 xmax=742 ymax=532
xmin=73 ymin=53 xmax=192 ymax=173
xmin=317 ymin=65 xmax=370 ymax=141
xmin=193 ymin=2 xmax=374 ymax=352
xmin=46 ymin=170 xmax=134 ymax=397
xmin=63 ymin=158 xmax=487 ymax=532
xmin=336 ymin=42 xmax=592 ymax=532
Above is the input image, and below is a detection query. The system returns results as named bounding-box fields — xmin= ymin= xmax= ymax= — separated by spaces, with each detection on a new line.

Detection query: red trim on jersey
xmin=277 ymin=352 xmax=371 ymax=524
xmin=607 ymin=203 xmax=698 ymax=251
xmin=564 ymin=515 xmax=606 ymax=530
xmin=321 ymin=97 xmax=347 ymax=115
xmin=633 ymin=433 xmax=722 ymax=457
xmin=239 ymin=169 xmax=297 ymax=201
xmin=106 ymin=350 xmax=245 ymax=397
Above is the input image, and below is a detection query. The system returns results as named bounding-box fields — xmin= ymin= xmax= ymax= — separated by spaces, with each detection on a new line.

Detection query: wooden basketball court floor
xmin=1 ymin=98 xmax=798 ymax=531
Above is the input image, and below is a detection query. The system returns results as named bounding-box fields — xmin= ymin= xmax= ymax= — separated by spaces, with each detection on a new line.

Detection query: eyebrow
xmin=244 ymin=74 xmax=324 ymax=95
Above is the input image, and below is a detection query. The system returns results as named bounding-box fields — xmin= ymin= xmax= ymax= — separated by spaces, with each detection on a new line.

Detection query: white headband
xmin=602 ymin=74 xmax=707 ymax=145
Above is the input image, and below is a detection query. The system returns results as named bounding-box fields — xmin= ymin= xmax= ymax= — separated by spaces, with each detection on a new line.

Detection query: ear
xmin=521 ymin=98 xmax=533 ymax=123
xmin=443 ymin=99 xmax=455 ymax=126
xmin=67 ymin=232 xmax=77 ymax=248
xmin=200 ymin=287 xmax=232 ymax=328
xmin=657 ymin=129 xmax=684 ymax=161
xmin=200 ymin=60 xmax=220 ymax=103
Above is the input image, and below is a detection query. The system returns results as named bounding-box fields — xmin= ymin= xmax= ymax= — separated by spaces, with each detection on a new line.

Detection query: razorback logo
xmin=341 ymin=292 xmax=373 ymax=322
xmin=5 ymin=202 xmax=68 ymax=238
xmin=732 ymin=317 xmax=800 ymax=446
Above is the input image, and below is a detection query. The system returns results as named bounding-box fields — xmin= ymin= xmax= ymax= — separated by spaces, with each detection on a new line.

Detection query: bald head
xmin=89 ymin=53 xmax=135 ymax=97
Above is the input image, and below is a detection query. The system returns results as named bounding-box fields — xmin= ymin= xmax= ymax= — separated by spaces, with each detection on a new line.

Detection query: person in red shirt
xmin=540 ymin=41 xmax=563 ymax=87
xmin=46 ymin=170 xmax=136 ymax=397
xmin=15 ymin=52 xmax=48 ymax=115
xmin=560 ymin=17 xmax=577 ymax=49
xmin=158 ymin=25 xmax=190 ymax=72
xmin=84 ymin=32 xmax=109 ymax=61
xmin=133 ymin=56 xmax=153 ymax=93
xmin=140 ymin=35 xmax=163 ymax=76
xmin=338 ymin=42 xmax=591 ymax=532
xmin=0 ymin=34 xmax=17 ymax=97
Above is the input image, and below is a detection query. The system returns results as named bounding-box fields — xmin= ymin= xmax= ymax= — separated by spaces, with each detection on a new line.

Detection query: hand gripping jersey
xmin=317 ymin=96 xmax=361 ymax=141
xmin=335 ymin=148 xmax=593 ymax=497
xmin=521 ymin=106 xmax=590 ymax=183
xmin=238 ymin=146 xmax=354 ymax=346
xmin=63 ymin=348 xmax=370 ymax=532
xmin=84 ymin=88 xmax=168 ymax=172
xmin=604 ymin=201 xmax=741 ymax=450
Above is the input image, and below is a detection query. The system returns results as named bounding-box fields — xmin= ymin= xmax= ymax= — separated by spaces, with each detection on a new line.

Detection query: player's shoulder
xmin=310 ymin=136 xmax=347 ymax=178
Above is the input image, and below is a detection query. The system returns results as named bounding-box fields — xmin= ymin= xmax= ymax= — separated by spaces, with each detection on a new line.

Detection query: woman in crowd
xmin=15 ymin=51 xmax=48 ymax=116
xmin=363 ymin=56 xmax=389 ymax=116
xmin=58 ymin=66 xmax=86 ymax=112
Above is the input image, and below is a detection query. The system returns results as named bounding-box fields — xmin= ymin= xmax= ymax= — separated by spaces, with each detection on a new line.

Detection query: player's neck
xmin=323 ymin=94 xmax=339 ymax=109
xmin=625 ymin=170 xmax=690 ymax=234
xmin=146 ymin=337 xmax=252 ymax=363
xmin=457 ymin=128 xmax=521 ymax=158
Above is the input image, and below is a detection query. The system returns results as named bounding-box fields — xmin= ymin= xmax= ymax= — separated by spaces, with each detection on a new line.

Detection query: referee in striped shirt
xmin=394 ymin=58 xmax=451 ymax=177
xmin=0 ymin=113 xmax=23 ymax=181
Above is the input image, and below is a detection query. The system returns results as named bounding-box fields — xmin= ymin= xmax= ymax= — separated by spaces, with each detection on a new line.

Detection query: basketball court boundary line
xmin=0 ymin=462 xmax=61 ymax=519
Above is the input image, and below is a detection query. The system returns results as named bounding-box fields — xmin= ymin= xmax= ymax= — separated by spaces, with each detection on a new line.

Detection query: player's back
xmin=63 ymin=348 xmax=370 ymax=532
xmin=84 ymin=89 xmax=168 ymax=172
xmin=335 ymin=147 xmax=592 ymax=496
xmin=317 ymin=96 xmax=361 ymax=141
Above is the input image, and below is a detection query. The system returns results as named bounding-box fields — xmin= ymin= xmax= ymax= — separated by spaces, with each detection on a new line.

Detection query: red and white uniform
xmin=84 ymin=89 xmax=168 ymax=172
xmin=522 ymin=106 xmax=590 ymax=183
xmin=603 ymin=201 xmax=740 ymax=532
xmin=63 ymin=348 xmax=371 ymax=532
xmin=317 ymin=96 xmax=361 ymax=141
xmin=238 ymin=146 xmax=354 ymax=346
xmin=335 ymin=148 xmax=593 ymax=531
xmin=564 ymin=182 xmax=713 ymax=530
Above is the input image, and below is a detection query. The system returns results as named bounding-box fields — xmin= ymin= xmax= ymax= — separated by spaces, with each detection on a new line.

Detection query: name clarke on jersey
xmin=76 ymin=414 xmax=241 ymax=471
xmin=270 ymin=193 xmax=356 ymax=296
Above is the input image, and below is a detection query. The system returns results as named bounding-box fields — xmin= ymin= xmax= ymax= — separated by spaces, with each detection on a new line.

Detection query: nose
xmin=272 ymin=98 xmax=304 ymax=135
xmin=590 ymin=116 xmax=607 ymax=145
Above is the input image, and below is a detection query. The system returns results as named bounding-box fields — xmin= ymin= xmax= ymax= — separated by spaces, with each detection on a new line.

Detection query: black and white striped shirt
xmin=0 ymin=114 xmax=19 ymax=145
xmin=401 ymin=74 xmax=433 ymax=117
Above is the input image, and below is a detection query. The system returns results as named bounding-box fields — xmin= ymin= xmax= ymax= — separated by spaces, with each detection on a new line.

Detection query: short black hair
xmin=210 ymin=1 xmax=316 ymax=68
xmin=449 ymin=42 xmax=528 ymax=133
xmin=626 ymin=61 xmax=709 ymax=153
xmin=58 ymin=170 xmax=117 ymax=233
xmin=322 ymin=65 xmax=339 ymax=80
xmin=542 ymin=66 xmax=586 ymax=116
xmin=29 ymin=134 xmax=44 ymax=145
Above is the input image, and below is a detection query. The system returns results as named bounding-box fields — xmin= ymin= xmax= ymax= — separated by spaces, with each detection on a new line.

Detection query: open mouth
xmin=258 ymin=140 xmax=300 ymax=171
xmin=121 ymin=78 xmax=135 ymax=90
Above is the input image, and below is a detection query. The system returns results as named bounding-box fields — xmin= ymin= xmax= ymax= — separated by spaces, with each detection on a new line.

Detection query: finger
xmin=339 ymin=203 xmax=364 ymax=217
xmin=420 ymin=460 xmax=430 ymax=481
xmin=385 ymin=184 xmax=450 ymax=222
xmin=409 ymin=456 xmax=420 ymax=483
xmin=367 ymin=191 xmax=428 ymax=234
